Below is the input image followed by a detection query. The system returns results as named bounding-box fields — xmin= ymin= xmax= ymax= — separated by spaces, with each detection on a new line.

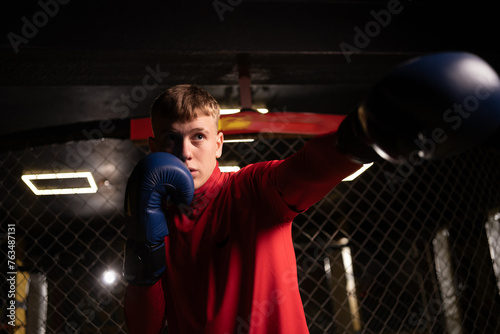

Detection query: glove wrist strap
xmin=123 ymin=239 xmax=166 ymax=286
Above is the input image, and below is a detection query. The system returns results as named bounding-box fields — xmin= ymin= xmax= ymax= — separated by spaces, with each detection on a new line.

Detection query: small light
xmin=102 ymin=270 xmax=118 ymax=285
xmin=342 ymin=163 xmax=373 ymax=181
xmin=257 ymin=108 xmax=269 ymax=114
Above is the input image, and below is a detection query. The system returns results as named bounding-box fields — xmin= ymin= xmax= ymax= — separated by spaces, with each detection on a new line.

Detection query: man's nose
xmin=179 ymin=138 xmax=192 ymax=162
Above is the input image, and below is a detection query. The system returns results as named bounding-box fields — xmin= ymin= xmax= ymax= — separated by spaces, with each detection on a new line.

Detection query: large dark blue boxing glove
xmin=337 ymin=52 xmax=500 ymax=164
xmin=123 ymin=152 xmax=194 ymax=286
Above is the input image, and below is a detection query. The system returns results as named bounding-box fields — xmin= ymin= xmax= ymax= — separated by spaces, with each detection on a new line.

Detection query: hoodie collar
xmin=190 ymin=161 xmax=226 ymax=211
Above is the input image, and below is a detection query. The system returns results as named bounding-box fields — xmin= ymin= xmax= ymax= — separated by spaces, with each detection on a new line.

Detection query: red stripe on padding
xmin=130 ymin=117 xmax=153 ymax=140
xmin=130 ymin=112 xmax=346 ymax=140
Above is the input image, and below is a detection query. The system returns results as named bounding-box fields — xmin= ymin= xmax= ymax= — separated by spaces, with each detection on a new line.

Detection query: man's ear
xmin=216 ymin=132 xmax=224 ymax=159
xmin=148 ymin=136 xmax=157 ymax=152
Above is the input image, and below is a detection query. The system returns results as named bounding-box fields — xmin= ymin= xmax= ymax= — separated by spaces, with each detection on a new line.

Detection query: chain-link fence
xmin=1 ymin=132 xmax=500 ymax=333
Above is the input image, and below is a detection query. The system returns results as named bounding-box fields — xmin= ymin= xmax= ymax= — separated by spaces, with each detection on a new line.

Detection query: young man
xmin=124 ymin=84 xmax=362 ymax=333
xmin=126 ymin=52 xmax=500 ymax=333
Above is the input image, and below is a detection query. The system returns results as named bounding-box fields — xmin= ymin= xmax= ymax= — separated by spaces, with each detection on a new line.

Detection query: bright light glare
xmin=456 ymin=57 xmax=500 ymax=87
xmin=219 ymin=166 xmax=241 ymax=172
xmin=485 ymin=213 xmax=500 ymax=294
xmin=342 ymin=163 xmax=373 ymax=181
xmin=102 ymin=270 xmax=118 ymax=285
xmin=220 ymin=109 xmax=241 ymax=115
xmin=224 ymin=138 xmax=255 ymax=143
xmin=220 ymin=108 xmax=269 ymax=115
xmin=21 ymin=172 xmax=98 ymax=195
xmin=340 ymin=237 xmax=362 ymax=331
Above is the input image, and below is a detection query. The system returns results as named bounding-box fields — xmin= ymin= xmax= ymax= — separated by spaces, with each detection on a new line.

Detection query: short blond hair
xmin=150 ymin=84 xmax=220 ymax=135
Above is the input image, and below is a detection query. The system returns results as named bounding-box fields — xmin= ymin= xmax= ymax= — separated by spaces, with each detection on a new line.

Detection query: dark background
xmin=2 ymin=1 xmax=500 ymax=333
xmin=2 ymin=0 xmax=500 ymax=146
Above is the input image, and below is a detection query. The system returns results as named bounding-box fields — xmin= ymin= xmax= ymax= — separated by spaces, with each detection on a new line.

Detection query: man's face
xmin=149 ymin=115 xmax=223 ymax=190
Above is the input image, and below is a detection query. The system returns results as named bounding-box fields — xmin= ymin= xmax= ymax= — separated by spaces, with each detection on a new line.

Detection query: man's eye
xmin=194 ymin=134 xmax=204 ymax=140
xmin=162 ymin=134 xmax=176 ymax=142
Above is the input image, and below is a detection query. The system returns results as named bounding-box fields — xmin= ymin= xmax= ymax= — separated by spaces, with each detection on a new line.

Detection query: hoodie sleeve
xmin=275 ymin=131 xmax=362 ymax=213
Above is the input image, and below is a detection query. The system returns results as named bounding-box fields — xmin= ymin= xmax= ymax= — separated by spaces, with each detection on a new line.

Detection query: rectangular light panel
xmin=22 ymin=172 xmax=98 ymax=195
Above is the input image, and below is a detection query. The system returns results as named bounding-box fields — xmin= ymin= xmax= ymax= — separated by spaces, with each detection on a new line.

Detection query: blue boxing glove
xmin=337 ymin=52 xmax=500 ymax=164
xmin=123 ymin=152 xmax=194 ymax=286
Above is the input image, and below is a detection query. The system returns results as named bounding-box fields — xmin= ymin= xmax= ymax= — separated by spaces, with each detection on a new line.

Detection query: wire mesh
xmin=1 ymin=134 xmax=500 ymax=333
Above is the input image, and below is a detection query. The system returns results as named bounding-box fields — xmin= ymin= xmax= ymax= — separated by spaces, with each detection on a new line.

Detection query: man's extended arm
xmin=277 ymin=52 xmax=500 ymax=213
xmin=276 ymin=131 xmax=362 ymax=213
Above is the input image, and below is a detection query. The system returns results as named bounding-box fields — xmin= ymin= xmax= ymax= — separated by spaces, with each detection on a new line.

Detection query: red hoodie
xmin=124 ymin=132 xmax=360 ymax=334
